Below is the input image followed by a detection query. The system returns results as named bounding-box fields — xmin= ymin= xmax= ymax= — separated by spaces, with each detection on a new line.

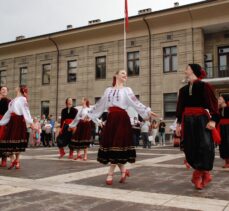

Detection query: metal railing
xmin=205 ymin=65 xmax=229 ymax=78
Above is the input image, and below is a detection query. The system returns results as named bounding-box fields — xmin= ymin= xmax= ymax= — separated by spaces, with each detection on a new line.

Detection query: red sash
xmin=109 ymin=106 xmax=125 ymax=113
xmin=183 ymin=107 xmax=210 ymax=117
xmin=63 ymin=119 xmax=73 ymax=125
xmin=60 ymin=118 xmax=73 ymax=134
xmin=11 ymin=112 xmax=17 ymax=117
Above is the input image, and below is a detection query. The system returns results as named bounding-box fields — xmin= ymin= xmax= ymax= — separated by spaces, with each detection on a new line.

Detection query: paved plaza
xmin=0 ymin=145 xmax=228 ymax=211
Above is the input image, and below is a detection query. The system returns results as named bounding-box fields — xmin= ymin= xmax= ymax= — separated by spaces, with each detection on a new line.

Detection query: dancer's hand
xmin=30 ymin=124 xmax=35 ymax=130
xmin=149 ymin=111 xmax=159 ymax=118
xmin=96 ymin=119 xmax=103 ymax=128
xmin=68 ymin=127 xmax=76 ymax=133
xmin=68 ymin=127 xmax=73 ymax=131
xmin=206 ymin=121 xmax=215 ymax=130
xmin=84 ymin=116 xmax=90 ymax=122
xmin=176 ymin=124 xmax=181 ymax=137
xmin=72 ymin=127 xmax=76 ymax=133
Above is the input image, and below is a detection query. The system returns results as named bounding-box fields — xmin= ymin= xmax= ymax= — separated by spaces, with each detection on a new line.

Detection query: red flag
xmin=125 ymin=0 xmax=128 ymax=32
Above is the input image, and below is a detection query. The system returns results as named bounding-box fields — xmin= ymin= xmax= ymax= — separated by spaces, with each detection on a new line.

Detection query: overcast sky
xmin=0 ymin=0 xmax=202 ymax=44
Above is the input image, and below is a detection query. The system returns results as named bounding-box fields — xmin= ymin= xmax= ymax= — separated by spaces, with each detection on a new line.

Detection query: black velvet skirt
xmin=182 ymin=108 xmax=215 ymax=171
xmin=219 ymin=120 xmax=229 ymax=159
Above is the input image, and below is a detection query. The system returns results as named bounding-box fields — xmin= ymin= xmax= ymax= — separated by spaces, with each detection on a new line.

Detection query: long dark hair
xmin=19 ymin=85 xmax=28 ymax=99
xmin=83 ymin=97 xmax=90 ymax=107
xmin=0 ymin=86 xmax=8 ymax=91
xmin=112 ymin=76 xmax=116 ymax=87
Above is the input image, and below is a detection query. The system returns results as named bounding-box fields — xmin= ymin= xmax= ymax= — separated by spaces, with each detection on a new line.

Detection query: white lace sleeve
xmin=0 ymin=110 xmax=11 ymax=125
xmin=20 ymin=97 xmax=33 ymax=124
xmin=87 ymin=88 xmax=110 ymax=124
xmin=125 ymin=87 xmax=151 ymax=119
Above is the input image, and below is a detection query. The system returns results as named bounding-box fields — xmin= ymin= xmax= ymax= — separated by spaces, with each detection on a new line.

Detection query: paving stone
xmin=0 ymin=146 xmax=227 ymax=211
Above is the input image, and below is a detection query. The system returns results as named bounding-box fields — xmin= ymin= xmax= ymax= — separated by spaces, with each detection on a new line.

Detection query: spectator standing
xmin=159 ymin=119 xmax=166 ymax=146
xmin=132 ymin=117 xmax=141 ymax=147
xmin=31 ymin=117 xmax=41 ymax=147
xmin=40 ymin=114 xmax=47 ymax=147
xmin=48 ymin=114 xmax=55 ymax=146
xmin=140 ymin=119 xmax=151 ymax=148
xmin=150 ymin=119 xmax=158 ymax=146
xmin=44 ymin=120 xmax=52 ymax=147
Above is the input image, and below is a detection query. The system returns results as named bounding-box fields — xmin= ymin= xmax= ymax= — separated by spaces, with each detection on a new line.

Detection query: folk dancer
xmin=176 ymin=64 xmax=219 ymax=190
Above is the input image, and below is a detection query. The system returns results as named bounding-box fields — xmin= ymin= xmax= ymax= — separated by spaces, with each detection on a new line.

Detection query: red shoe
xmin=222 ymin=164 xmax=229 ymax=168
xmin=68 ymin=150 xmax=74 ymax=159
xmin=106 ymin=174 xmax=113 ymax=185
xmin=59 ymin=148 xmax=66 ymax=159
xmin=222 ymin=159 xmax=229 ymax=168
xmin=202 ymin=171 xmax=212 ymax=187
xmin=191 ymin=170 xmax=203 ymax=190
xmin=1 ymin=158 xmax=7 ymax=167
xmin=15 ymin=160 xmax=20 ymax=169
xmin=73 ymin=154 xmax=82 ymax=160
xmin=119 ymin=170 xmax=130 ymax=183
xmin=8 ymin=160 xmax=16 ymax=170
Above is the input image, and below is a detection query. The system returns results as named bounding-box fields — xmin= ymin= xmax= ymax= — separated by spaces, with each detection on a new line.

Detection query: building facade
xmin=0 ymin=0 xmax=229 ymax=126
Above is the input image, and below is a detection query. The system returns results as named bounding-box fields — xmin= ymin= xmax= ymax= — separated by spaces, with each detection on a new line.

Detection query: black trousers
xmin=183 ymin=114 xmax=215 ymax=171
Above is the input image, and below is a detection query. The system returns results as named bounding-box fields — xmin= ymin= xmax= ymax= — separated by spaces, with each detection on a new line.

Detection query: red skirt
xmin=97 ymin=107 xmax=136 ymax=164
xmin=0 ymin=113 xmax=28 ymax=152
xmin=69 ymin=120 xmax=92 ymax=150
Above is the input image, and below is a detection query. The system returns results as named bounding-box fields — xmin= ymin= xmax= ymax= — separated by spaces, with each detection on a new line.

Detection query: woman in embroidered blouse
xmin=86 ymin=70 xmax=158 ymax=185
xmin=0 ymin=85 xmax=34 ymax=170
xmin=69 ymin=97 xmax=92 ymax=161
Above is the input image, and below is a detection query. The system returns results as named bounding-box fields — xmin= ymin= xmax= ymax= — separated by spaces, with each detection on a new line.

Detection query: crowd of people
xmin=0 ymin=64 xmax=228 ymax=191
xmin=130 ymin=117 xmax=167 ymax=148
xmin=27 ymin=114 xmax=56 ymax=148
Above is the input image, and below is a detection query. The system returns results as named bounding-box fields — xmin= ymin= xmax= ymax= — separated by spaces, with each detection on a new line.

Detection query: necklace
xmin=189 ymin=83 xmax=193 ymax=96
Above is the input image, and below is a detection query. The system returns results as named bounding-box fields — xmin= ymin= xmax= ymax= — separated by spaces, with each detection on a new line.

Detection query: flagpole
xmin=124 ymin=18 xmax=126 ymax=71
xmin=124 ymin=0 xmax=128 ymax=71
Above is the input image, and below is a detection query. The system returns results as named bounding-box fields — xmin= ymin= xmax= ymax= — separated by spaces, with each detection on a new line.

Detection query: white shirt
xmin=69 ymin=107 xmax=90 ymax=128
xmin=0 ymin=96 xmax=33 ymax=125
xmin=44 ymin=123 xmax=52 ymax=133
xmin=88 ymin=87 xmax=151 ymax=124
xmin=169 ymin=118 xmax=177 ymax=131
xmin=141 ymin=121 xmax=151 ymax=133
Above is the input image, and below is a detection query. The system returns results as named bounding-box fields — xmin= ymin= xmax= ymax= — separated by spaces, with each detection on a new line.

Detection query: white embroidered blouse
xmin=0 ymin=96 xmax=33 ymax=125
xmin=87 ymin=87 xmax=151 ymax=124
xmin=69 ymin=107 xmax=90 ymax=128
